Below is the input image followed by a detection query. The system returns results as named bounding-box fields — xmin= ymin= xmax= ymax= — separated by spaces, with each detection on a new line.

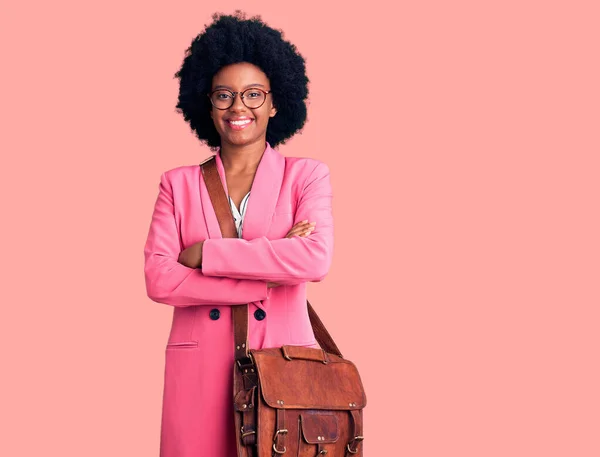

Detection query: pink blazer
xmin=143 ymin=141 xmax=333 ymax=457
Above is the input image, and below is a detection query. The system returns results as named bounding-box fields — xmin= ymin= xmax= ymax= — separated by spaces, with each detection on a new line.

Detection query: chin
xmin=224 ymin=135 xmax=251 ymax=146
xmin=224 ymin=133 xmax=264 ymax=146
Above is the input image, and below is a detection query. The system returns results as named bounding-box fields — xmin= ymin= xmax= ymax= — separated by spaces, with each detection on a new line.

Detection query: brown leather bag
xmin=201 ymin=157 xmax=366 ymax=456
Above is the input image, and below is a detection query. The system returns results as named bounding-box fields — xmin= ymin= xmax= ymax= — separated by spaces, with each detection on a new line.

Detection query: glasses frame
xmin=207 ymin=88 xmax=272 ymax=110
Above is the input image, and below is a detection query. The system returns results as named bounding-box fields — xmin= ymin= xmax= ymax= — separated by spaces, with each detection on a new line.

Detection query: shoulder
xmin=151 ymin=163 xmax=206 ymax=199
xmin=159 ymin=160 xmax=211 ymax=184
xmin=284 ymin=155 xmax=331 ymax=181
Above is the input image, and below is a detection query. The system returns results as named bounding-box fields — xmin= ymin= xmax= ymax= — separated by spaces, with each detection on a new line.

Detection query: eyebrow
xmin=212 ymin=83 xmax=266 ymax=90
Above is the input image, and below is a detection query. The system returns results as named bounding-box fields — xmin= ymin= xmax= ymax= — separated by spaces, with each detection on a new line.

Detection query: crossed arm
xmin=143 ymin=162 xmax=333 ymax=307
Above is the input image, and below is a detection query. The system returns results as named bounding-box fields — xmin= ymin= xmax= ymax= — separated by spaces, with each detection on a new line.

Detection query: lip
xmin=226 ymin=117 xmax=254 ymax=131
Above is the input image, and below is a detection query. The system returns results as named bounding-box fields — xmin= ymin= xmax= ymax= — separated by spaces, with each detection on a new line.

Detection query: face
xmin=209 ymin=62 xmax=277 ymax=149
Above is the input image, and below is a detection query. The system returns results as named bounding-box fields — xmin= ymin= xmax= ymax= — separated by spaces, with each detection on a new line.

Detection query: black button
xmin=209 ymin=308 xmax=220 ymax=320
xmin=254 ymin=309 xmax=266 ymax=321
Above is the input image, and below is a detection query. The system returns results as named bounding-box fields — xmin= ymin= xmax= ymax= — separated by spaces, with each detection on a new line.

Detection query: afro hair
xmin=174 ymin=10 xmax=310 ymax=150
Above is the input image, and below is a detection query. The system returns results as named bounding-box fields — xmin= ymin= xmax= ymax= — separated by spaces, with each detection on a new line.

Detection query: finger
xmin=289 ymin=219 xmax=307 ymax=229
xmin=287 ymin=228 xmax=312 ymax=238
xmin=286 ymin=225 xmax=309 ymax=237
xmin=287 ymin=227 xmax=308 ymax=237
xmin=302 ymin=223 xmax=316 ymax=234
xmin=291 ymin=221 xmax=311 ymax=230
xmin=286 ymin=222 xmax=316 ymax=238
xmin=291 ymin=222 xmax=316 ymax=233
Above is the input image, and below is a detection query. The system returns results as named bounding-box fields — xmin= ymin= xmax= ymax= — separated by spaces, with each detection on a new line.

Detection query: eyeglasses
xmin=207 ymin=88 xmax=272 ymax=110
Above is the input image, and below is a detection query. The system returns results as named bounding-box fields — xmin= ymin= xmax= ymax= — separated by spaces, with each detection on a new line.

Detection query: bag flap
xmin=300 ymin=411 xmax=339 ymax=444
xmin=251 ymin=347 xmax=366 ymax=410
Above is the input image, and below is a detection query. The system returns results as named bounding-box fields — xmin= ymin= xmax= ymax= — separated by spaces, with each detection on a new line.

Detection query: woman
xmin=143 ymin=11 xmax=334 ymax=457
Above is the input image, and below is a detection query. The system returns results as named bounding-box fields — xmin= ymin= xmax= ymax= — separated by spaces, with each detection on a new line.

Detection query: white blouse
xmin=229 ymin=192 xmax=250 ymax=238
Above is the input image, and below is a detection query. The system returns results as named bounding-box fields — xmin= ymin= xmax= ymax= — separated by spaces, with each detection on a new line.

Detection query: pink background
xmin=2 ymin=1 xmax=599 ymax=456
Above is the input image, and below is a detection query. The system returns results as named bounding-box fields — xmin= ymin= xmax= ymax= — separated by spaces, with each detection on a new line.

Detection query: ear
xmin=269 ymin=105 xmax=277 ymax=118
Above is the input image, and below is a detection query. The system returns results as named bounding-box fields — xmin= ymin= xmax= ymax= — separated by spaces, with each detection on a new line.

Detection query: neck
xmin=219 ymin=139 xmax=267 ymax=174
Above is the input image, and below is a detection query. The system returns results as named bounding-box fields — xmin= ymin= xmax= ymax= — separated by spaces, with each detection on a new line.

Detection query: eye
xmin=246 ymin=91 xmax=261 ymax=98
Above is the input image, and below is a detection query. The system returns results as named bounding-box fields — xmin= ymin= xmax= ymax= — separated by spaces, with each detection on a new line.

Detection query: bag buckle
xmin=273 ymin=428 xmax=288 ymax=437
xmin=272 ymin=443 xmax=287 ymax=454
xmin=240 ymin=426 xmax=256 ymax=438
xmin=236 ymin=355 xmax=254 ymax=369
xmin=272 ymin=428 xmax=288 ymax=454
xmin=346 ymin=435 xmax=364 ymax=454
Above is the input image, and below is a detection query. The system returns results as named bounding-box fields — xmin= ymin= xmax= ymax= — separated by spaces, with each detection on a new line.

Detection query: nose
xmin=229 ymin=92 xmax=248 ymax=111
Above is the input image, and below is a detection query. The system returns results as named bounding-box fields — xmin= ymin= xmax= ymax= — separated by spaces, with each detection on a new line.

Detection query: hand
xmin=267 ymin=221 xmax=316 ymax=289
xmin=177 ymin=241 xmax=204 ymax=269
xmin=285 ymin=220 xmax=316 ymax=238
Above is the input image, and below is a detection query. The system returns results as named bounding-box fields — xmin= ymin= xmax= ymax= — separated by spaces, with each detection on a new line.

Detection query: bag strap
xmin=200 ymin=156 xmax=343 ymax=359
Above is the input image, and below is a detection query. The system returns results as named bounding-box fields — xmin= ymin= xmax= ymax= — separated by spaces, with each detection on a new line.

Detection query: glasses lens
xmin=242 ymin=89 xmax=266 ymax=108
xmin=211 ymin=90 xmax=233 ymax=109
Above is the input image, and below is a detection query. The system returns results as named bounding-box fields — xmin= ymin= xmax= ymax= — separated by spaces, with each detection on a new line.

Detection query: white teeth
xmin=229 ymin=119 xmax=252 ymax=125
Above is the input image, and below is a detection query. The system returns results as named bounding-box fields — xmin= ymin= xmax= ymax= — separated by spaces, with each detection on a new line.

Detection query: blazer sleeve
xmin=201 ymin=161 xmax=334 ymax=285
xmin=143 ymin=172 xmax=269 ymax=307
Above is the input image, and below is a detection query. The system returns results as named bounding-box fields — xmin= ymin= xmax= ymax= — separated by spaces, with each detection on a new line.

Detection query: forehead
xmin=211 ymin=62 xmax=270 ymax=89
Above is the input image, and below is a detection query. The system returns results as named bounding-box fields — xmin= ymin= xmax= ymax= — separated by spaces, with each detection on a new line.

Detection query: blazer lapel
xmin=239 ymin=142 xmax=285 ymax=241
xmin=198 ymin=141 xmax=285 ymax=241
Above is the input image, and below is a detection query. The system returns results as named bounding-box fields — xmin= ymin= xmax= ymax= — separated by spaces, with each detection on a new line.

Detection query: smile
xmin=227 ymin=119 xmax=253 ymax=130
